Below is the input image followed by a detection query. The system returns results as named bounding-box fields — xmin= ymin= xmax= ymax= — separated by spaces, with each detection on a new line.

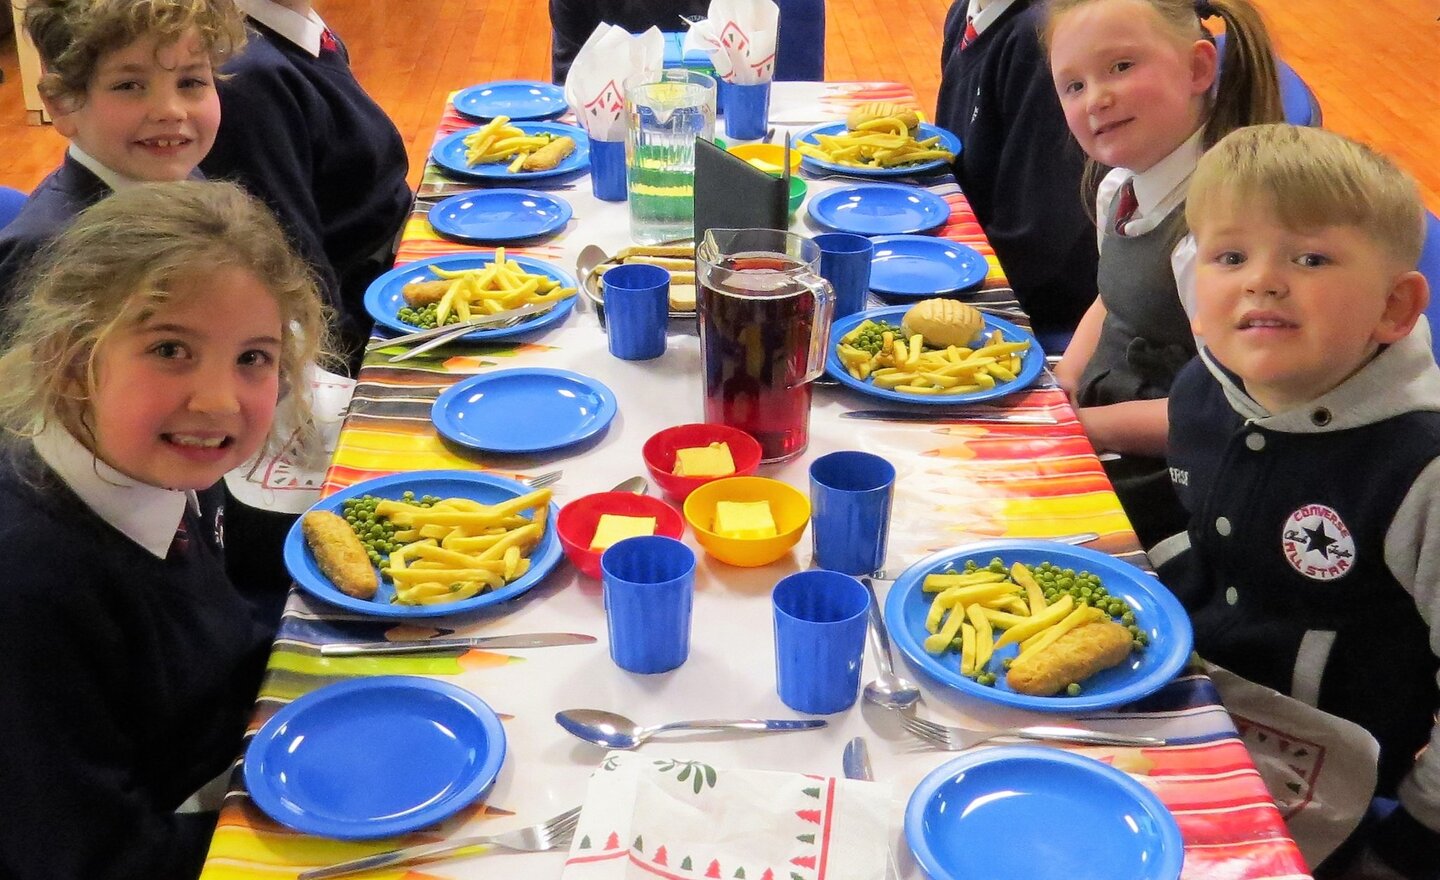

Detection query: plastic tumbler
xmin=723 ymin=81 xmax=771 ymax=141
xmin=590 ymin=139 xmax=627 ymax=201
xmin=809 ymin=450 xmax=896 ymax=575
xmin=602 ymin=535 xmax=696 ymax=673
xmin=772 ymin=569 xmax=870 ymax=713
xmin=625 ymin=69 xmax=716 ymax=244
xmin=814 ymin=233 xmax=875 ymax=320
xmin=603 ymin=263 xmax=670 ymax=360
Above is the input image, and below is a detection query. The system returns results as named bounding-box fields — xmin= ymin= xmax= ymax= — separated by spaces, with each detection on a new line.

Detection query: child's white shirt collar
xmin=965 ymin=0 xmax=1018 ymax=34
xmin=237 ymin=0 xmax=329 ymax=57
xmin=67 ymin=146 xmax=139 ymax=192
xmin=1096 ymin=127 xmax=1206 ymax=242
xmin=32 ymin=422 xmax=198 ymax=560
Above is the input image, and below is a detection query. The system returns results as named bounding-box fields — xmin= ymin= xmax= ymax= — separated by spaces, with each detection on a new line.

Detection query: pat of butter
xmin=713 ymin=500 xmax=778 ymax=540
xmin=673 ymin=442 xmax=736 ymax=477
xmin=590 ymin=514 xmax=657 ymax=551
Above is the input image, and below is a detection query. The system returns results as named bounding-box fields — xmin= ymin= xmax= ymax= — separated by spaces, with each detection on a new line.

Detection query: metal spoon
xmin=859 ymin=577 xmax=922 ymax=712
xmin=611 ymin=475 xmax=648 ymax=494
xmin=555 ymin=708 xmax=825 ymax=750
xmin=576 ymin=243 xmax=608 ymax=282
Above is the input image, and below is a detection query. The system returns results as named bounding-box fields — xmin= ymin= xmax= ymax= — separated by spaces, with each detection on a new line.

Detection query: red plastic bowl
xmin=556 ymin=491 xmax=686 ymax=579
xmin=642 ymin=424 xmax=764 ymax=502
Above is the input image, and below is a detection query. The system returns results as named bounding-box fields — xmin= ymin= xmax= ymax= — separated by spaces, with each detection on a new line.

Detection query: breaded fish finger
xmin=401 ymin=279 xmax=452 ymax=307
xmin=302 ymin=510 xmax=378 ymax=599
xmin=522 ymin=135 xmax=575 ymax=171
xmin=1006 ymin=620 xmax=1133 ymax=696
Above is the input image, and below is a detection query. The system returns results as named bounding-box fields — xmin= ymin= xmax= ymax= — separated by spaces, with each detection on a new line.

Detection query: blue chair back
xmin=0 ymin=185 xmax=27 ymax=232
xmin=1213 ymin=34 xmax=1321 ymax=127
xmin=1419 ymin=210 xmax=1440 ymax=361
xmin=775 ymin=0 xmax=824 ymax=81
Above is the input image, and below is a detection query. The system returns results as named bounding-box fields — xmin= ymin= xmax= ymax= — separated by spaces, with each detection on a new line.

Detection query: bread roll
xmin=902 ymin=298 xmax=985 ymax=348
xmin=846 ymin=101 xmax=920 ymax=134
xmin=1006 ymin=620 xmax=1134 ymax=696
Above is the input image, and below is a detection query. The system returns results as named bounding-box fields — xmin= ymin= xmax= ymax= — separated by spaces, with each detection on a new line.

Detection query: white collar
xmin=67 ymin=145 xmax=138 ymax=192
xmin=32 ymin=422 xmax=197 ymax=560
xmin=966 ymin=0 xmax=1019 ymax=34
xmin=237 ymin=0 xmax=328 ymax=57
xmin=1129 ymin=127 xmax=1205 ymax=222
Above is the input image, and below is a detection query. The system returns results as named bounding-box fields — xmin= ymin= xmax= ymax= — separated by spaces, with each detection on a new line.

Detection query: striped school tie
xmin=960 ymin=17 xmax=979 ymax=50
xmin=1113 ymin=180 xmax=1138 ymax=235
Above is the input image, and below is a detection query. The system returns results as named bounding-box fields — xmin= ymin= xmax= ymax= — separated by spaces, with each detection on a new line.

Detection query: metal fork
xmin=521 ymin=469 xmax=562 ymax=489
xmin=389 ymin=306 xmax=554 ymax=363
xmin=297 ymin=806 xmax=582 ymax=880
xmin=898 ymin=709 xmax=1164 ymax=751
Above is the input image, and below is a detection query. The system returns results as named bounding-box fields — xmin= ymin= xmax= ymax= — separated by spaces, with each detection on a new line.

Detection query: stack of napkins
xmin=561 ymin=751 xmax=888 ymax=880
xmin=684 ymin=0 xmax=780 ymax=85
xmin=564 ymin=24 xmax=666 ymax=143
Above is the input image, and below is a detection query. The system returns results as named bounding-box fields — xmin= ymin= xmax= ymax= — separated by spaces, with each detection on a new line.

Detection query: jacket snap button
xmin=1215 ymin=516 xmax=1232 ymax=536
xmin=1246 ymin=433 xmax=1266 ymax=451
xmin=1226 ymin=586 xmax=1239 ymax=605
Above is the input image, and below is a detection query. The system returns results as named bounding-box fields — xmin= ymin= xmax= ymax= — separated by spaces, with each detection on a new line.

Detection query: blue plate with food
xmin=433 ymin=368 xmax=618 ymax=454
xmin=868 ymin=234 xmax=989 ymax=297
xmin=431 ymin=121 xmax=590 ymax=182
xmin=826 ymin=303 xmax=1043 ymax=405
xmin=794 ymin=121 xmax=960 ymax=178
xmin=806 ymin=184 xmax=951 ymax=236
xmin=245 ymin=676 xmax=507 ymax=839
xmin=884 ymin=540 xmax=1193 ymax=712
xmin=906 ymin=746 xmax=1184 ymax=880
xmin=364 ymin=252 xmax=577 ymax=342
xmin=427 ymin=189 xmax=573 ymax=243
xmin=453 ymin=79 xmax=567 ymax=122
xmin=282 ymin=470 xmax=563 ymax=618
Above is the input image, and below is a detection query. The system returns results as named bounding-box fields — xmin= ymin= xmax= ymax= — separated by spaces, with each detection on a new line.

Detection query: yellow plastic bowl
xmin=726 ymin=143 xmax=803 ymax=176
xmin=683 ymin=476 xmax=811 ymax=567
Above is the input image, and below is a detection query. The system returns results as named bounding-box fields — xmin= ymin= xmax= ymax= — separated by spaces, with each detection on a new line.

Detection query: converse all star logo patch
xmin=1281 ymin=504 xmax=1354 ymax=581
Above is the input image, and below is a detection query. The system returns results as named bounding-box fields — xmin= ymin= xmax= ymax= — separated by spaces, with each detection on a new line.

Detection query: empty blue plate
xmin=431 ymin=121 xmax=590 ymax=182
xmin=433 ymin=368 xmax=618 ymax=453
xmin=906 ymin=746 xmax=1184 ymax=880
xmin=869 ymin=234 xmax=988 ymax=297
xmin=428 ymin=189 xmax=573 ymax=243
xmin=807 ymin=183 xmax=951 ymax=236
xmin=244 ymin=676 xmax=506 ymax=839
xmin=453 ymin=79 xmax=567 ymax=121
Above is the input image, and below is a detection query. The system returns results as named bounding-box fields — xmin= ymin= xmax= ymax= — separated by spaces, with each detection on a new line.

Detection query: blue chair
xmin=1418 ymin=210 xmax=1440 ymax=361
xmin=0 ymin=185 xmax=27 ymax=231
xmin=1213 ymin=34 xmax=1322 ymax=127
xmin=775 ymin=0 xmax=824 ymax=81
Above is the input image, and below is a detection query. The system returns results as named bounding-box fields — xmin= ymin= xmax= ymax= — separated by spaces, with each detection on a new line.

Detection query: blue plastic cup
xmin=724 ymin=81 xmax=771 ymax=141
xmin=590 ymin=139 xmax=627 ymax=202
xmin=603 ymin=263 xmax=670 ymax=360
xmin=809 ymin=450 xmax=896 ymax=575
xmin=814 ymin=233 xmax=875 ymax=320
xmin=772 ymin=569 xmax=870 ymax=713
xmin=602 ymin=535 xmax=697 ymax=673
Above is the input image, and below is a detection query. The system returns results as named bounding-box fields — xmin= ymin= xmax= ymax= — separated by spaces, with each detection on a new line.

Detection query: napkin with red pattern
xmin=562 ymin=751 xmax=888 ymax=880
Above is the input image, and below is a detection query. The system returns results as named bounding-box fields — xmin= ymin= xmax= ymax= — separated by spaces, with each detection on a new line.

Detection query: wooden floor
xmin=1 ymin=0 xmax=1437 ymax=213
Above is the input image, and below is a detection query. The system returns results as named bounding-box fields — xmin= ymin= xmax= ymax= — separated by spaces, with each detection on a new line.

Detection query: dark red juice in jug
xmin=698 ymin=255 xmax=816 ymax=461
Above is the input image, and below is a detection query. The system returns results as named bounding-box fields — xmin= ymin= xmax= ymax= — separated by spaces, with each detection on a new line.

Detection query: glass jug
xmin=696 ymin=229 xmax=835 ymax=462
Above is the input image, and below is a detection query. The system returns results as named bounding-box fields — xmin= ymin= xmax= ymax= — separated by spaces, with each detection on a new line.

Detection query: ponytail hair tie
xmin=1195 ymin=0 xmax=1218 ymax=17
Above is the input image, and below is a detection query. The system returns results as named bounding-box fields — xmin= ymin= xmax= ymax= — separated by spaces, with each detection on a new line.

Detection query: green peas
xmin=1066 ymin=683 xmax=1082 ymax=697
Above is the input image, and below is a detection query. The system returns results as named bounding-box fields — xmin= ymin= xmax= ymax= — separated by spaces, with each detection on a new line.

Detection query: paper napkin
xmin=561 ymin=751 xmax=888 ymax=880
xmin=564 ymin=24 xmax=666 ymax=142
xmin=684 ymin=0 xmax=780 ymax=85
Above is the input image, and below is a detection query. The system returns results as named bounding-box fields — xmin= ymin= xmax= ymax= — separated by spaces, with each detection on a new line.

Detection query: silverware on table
xmin=859 ymin=577 xmax=921 ymax=712
xmin=842 ymin=736 xmax=873 ymax=781
xmin=320 ymin=632 xmax=596 ymax=657
xmin=297 ymin=805 xmax=581 ymax=880
xmin=388 ymin=303 xmax=558 ymax=363
xmin=367 ymin=301 xmax=550 ymax=352
xmin=522 ymin=469 xmax=563 ymax=489
xmin=898 ymin=709 xmax=1166 ymax=751
xmin=555 ymin=707 xmax=827 ymax=749
xmin=840 ymin=409 xmax=1058 ymax=425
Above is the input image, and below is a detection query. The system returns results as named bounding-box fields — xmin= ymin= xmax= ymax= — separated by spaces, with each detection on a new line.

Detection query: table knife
xmin=320 ymin=632 xmax=596 ymax=656
xmin=841 ymin=409 xmax=1057 ymax=425
xmin=365 ymin=301 xmax=550 ymax=352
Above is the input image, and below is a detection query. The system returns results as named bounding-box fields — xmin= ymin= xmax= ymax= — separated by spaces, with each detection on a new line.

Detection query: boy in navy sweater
xmin=202 ymin=0 xmax=412 ymax=370
xmin=935 ymin=0 xmax=1097 ymax=347
xmin=1157 ymin=124 xmax=1440 ymax=880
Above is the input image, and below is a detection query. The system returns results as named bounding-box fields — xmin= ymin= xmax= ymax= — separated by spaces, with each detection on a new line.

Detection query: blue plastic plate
xmin=453 ymin=79 xmax=567 ymax=122
xmin=906 ymin=746 xmax=1183 ymax=880
xmin=431 ymin=121 xmax=590 ymax=182
xmin=283 ymin=470 xmax=563 ymax=617
xmin=245 ymin=676 xmax=506 ymax=839
xmin=806 ymin=183 xmax=951 ymax=236
xmin=364 ymin=253 xmax=577 ymax=342
xmin=868 ymin=234 xmax=988 ymax=297
xmin=884 ymin=540 xmax=1193 ymax=712
xmin=433 ymin=368 xmax=617 ymax=454
xmin=428 ymin=189 xmax=573 ymax=243
xmin=825 ymin=305 xmax=1044 ymax=405
xmin=795 ymin=121 xmax=961 ymax=178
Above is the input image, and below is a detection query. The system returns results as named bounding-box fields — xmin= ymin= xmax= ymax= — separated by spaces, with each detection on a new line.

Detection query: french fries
xmin=401 ymin=247 xmax=577 ymax=326
xmin=463 ymin=115 xmax=575 ymax=171
xmin=919 ymin=558 xmax=1147 ymax=694
xmin=836 ymin=320 xmax=1029 ymax=395
xmin=797 ymin=123 xmax=954 ymax=170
